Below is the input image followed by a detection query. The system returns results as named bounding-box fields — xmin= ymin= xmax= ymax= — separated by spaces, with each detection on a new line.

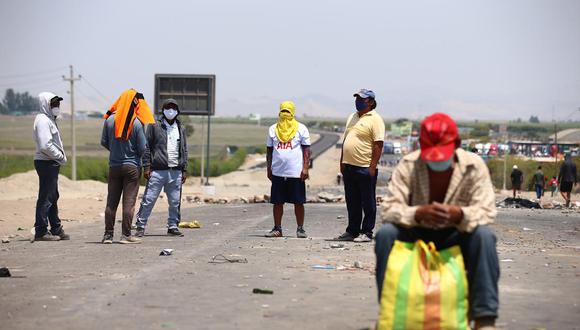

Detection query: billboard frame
xmin=154 ymin=73 xmax=216 ymax=116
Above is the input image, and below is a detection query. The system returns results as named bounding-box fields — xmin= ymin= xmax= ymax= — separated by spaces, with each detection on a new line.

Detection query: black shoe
xmin=102 ymin=232 xmax=113 ymax=244
xmin=34 ymin=233 xmax=61 ymax=242
xmin=51 ymin=227 xmax=70 ymax=240
xmin=335 ymin=232 xmax=357 ymax=241
xmin=296 ymin=226 xmax=308 ymax=238
xmin=265 ymin=227 xmax=283 ymax=238
xmin=135 ymin=228 xmax=145 ymax=237
xmin=167 ymin=228 xmax=184 ymax=237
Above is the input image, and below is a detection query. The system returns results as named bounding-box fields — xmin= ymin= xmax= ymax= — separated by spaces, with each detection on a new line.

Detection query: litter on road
xmin=0 ymin=267 xmax=11 ymax=277
xmin=496 ymin=198 xmax=541 ymax=209
xmin=159 ymin=249 xmax=174 ymax=256
xmin=311 ymin=265 xmax=336 ymax=270
xmin=253 ymin=288 xmax=274 ymax=294
xmin=178 ymin=221 xmax=201 ymax=229
xmin=209 ymin=254 xmax=248 ymax=264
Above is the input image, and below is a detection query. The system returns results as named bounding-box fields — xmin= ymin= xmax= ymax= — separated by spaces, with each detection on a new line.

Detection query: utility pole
xmin=503 ymin=134 xmax=508 ymax=191
xmin=62 ymin=65 xmax=81 ymax=180
xmin=200 ymin=116 xmax=205 ymax=184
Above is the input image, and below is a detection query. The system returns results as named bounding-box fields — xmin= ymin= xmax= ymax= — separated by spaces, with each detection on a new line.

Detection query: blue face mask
xmin=426 ymin=159 xmax=453 ymax=172
xmin=355 ymin=98 xmax=367 ymax=111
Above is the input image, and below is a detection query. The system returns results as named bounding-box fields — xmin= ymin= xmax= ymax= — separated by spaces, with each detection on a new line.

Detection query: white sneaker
xmin=119 ymin=235 xmax=141 ymax=244
xmin=353 ymin=233 xmax=372 ymax=243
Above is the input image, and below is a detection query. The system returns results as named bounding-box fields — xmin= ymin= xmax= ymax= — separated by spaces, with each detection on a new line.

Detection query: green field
xmin=0 ymin=115 xmax=268 ymax=157
xmin=0 ymin=115 xmax=268 ymax=181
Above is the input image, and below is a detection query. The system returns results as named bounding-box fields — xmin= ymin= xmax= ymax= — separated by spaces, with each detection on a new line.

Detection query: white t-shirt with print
xmin=266 ymin=123 xmax=311 ymax=178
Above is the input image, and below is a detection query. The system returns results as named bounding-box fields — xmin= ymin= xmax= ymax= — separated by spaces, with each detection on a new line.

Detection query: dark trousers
xmin=375 ymin=223 xmax=500 ymax=319
xmin=343 ymin=164 xmax=377 ymax=236
xmin=535 ymin=184 xmax=543 ymax=199
xmin=34 ymin=160 xmax=62 ymax=237
xmin=105 ymin=165 xmax=140 ymax=237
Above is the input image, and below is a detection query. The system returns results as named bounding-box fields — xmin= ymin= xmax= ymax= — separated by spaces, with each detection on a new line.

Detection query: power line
xmin=0 ymin=79 xmax=64 ymax=91
xmin=0 ymin=66 xmax=68 ymax=79
xmin=0 ymin=78 xmax=63 ymax=89
xmin=81 ymin=76 xmax=112 ymax=104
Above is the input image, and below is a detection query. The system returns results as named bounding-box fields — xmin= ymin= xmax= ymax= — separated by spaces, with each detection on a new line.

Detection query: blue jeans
xmin=374 ymin=223 xmax=500 ymax=319
xmin=343 ymin=164 xmax=378 ymax=236
xmin=136 ymin=170 xmax=182 ymax=229
xmin=535 ymin=184 xmax=543 ymax=199
xmin=34 ymin=160 xmax=62 ymax=237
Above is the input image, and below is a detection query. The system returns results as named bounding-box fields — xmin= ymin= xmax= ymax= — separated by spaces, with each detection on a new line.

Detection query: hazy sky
xmin=1 ymin=0 xmax=579 ymax=121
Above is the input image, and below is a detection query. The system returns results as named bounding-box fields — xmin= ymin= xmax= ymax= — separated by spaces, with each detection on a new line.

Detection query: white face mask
xmin=51 ymin=107 xmax=61 ymax=118
xmin=163 ymin=108 xmax=178 ymax=121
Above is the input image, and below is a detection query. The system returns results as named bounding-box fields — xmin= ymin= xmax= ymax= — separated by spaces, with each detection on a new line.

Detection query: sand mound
xmin=0 ymin=171 xmax=107 ymax=201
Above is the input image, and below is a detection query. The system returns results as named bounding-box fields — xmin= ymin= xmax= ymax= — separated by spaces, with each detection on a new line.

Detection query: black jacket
xmin=143 ymin=119 xmax=188 ymax=172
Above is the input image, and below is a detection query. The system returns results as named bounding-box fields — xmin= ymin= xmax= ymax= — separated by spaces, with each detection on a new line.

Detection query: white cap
xmin=513 ymin=165 xmax=518 ymax=169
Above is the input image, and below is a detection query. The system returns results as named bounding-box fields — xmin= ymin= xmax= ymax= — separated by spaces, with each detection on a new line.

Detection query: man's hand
xmin=415 ymin=203 xmax=463 ymax=229
xmin=369 ymin=166 xmax=377 ymax=178
xmin=144 ymin=168 xmax=151 ymax=180
xmin=267 ymin=167 xmax=273 ymax=181
xmin=415 ymin=204 xmax=449 ymax=228
xmin=300 ymin=168 xmax=309 ymax=181
xmin=432 ymin=202 xmax=463 ymax=227
xmin=181 ymin=172 xmax=187 ymax=184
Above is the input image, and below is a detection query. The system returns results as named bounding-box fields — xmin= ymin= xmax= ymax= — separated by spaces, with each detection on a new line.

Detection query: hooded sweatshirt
xmin=33 ymin=92 xmax=66 ymax=164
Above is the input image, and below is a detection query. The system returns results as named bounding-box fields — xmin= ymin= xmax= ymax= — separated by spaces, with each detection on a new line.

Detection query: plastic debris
xmin=501 ymin=259 xmax=515 ymax=262
xmin=179 ymin=221 xmax=201 ymax=229
xmin=311 ymin=265 xmax=336 ymax=270
xmin=159 ymin=249 xmax=174 ymax=256
xmin=253 ymin=288 xmax=274 ymax=294
xmin=0 ymin=267 xmax=11 ymax=277
xmin=209 ymin=254 xmax=248 ymax=264
xmin=496 ymin=197 xmax=541 ymax=209
xmin=330 ymin=243 xmax=344 ymax=249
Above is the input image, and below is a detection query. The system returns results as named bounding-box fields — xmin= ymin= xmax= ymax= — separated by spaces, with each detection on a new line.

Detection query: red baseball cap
xmin=419 ymin=113 xmax=458 ymax=161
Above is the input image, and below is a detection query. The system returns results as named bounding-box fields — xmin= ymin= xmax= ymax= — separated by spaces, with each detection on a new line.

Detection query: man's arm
xmin=135 ymin=122 xmax=147 ymax=158
xmin=100 ymin=120 xmax=110 ymax=151
xmin=301 ymin=145 xmax=311 ymax=181
xmin=181 ymin=125 xmax=188 ymax=184
xmin=369 ymin=141 xmax=383 ymax=177
xmin=381 ymin=160 xmax=420 ymax=227
xmin=142 ymin=124 xmax=154 ymax=179
xmin=266 ymin=147 xmax=273 ymax=181
xmin=456 ymin=161 xmax=497 ymax=232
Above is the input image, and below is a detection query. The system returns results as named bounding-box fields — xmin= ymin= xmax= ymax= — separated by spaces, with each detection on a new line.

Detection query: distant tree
xmin=1 ymin=89 xmax=38 ymax=115
xmin=529 ymin=115 xmax=540 ymax=123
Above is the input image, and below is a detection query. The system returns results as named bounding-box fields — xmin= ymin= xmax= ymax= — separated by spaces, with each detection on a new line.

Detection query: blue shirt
xmin=100 ymin=115 xmax=147 ymax=168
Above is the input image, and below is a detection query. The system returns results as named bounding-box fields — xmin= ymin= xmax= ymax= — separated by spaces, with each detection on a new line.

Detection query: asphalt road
xmin=0 ymin=204 xmax=578 ymax=330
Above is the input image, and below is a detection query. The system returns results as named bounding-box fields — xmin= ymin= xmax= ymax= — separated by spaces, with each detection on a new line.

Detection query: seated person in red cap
xmin=375 ymin=113 xmax=499 ymax=330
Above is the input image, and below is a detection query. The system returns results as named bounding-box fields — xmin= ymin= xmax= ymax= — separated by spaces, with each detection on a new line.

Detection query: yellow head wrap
xmin=275 ymin=101 xmax=299 ymax=143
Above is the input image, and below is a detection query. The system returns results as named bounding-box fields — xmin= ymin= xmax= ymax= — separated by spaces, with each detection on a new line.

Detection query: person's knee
xmin=376 ymin=223 xmax=399 ymax=241
xmin=471 ymin=226 xmax=497 ymax=247
xmin=375 ymin=223 xmax=399 ymax=254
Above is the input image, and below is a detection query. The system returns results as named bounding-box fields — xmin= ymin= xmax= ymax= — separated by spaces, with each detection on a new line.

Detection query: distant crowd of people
xmin=510 ymin=155 xmax=578 ymax=206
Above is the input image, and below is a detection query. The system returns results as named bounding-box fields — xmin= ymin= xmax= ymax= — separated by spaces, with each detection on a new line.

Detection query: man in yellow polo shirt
xmin=336 ymin=89 xmax=385 ymax=242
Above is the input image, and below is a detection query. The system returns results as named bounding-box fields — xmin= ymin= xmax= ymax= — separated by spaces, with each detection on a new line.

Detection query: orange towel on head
xmin=104 ymin=89 xmax=155 ymax=140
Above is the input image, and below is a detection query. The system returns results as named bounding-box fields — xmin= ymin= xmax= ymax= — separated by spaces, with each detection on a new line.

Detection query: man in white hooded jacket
xmin=32 ymin=92 xmax=70 ymax=241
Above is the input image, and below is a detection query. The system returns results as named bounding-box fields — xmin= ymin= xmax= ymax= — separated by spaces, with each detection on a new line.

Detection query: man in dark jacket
xmin=558 ymin=153 xmax=578 ymax=207
xmin=135 ymin=99 xmax=189 ymax=237
xmin=510 ymin=165 xmax=523 ymax=198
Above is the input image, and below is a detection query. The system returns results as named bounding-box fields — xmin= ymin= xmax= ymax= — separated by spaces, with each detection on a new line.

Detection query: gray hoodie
xmin=33 ymin=92 xmax=67 ymax=164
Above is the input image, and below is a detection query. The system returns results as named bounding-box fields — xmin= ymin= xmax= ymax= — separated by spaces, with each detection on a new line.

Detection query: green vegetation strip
xmin=0 ymin=147 xmax=262 ymax=182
